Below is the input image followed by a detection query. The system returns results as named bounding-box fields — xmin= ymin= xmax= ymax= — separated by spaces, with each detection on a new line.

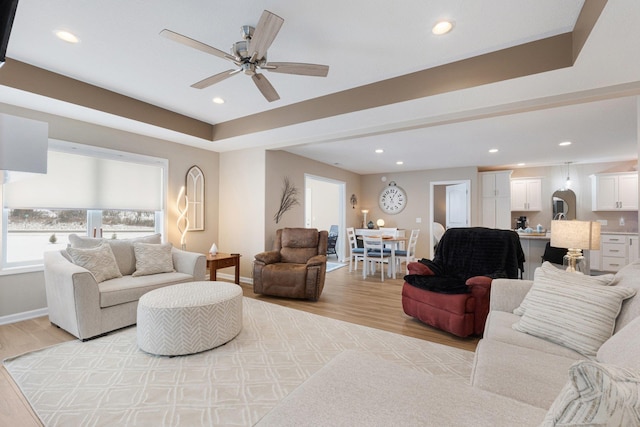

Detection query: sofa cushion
xmin=541 ymin=360 xmax=640 ymax=426
xmin=597 ymin=315 xmax=640 ymax=370
xmin=612 ymin=260 xmax=640 ymax=333
xmin=513 ymin=262 xmax=616 ymax=316
xmin=132 ymin=242 xmax=175 ymax=277
xmin=68 ymin=233 xmax=162 ymax=276
xmin=484 ymin=311 xmax=584 ymax=360
xmin=512 ymin=274 xmax=636 ymax=358
xmin=257 ymin=350 xmax=547 ymax=427
xmin=470 ymin=338 xmax=578 ymax=409
xmin=66 ymin=242 xmax=123 ymax=284
xmin=98 ymin=272 xmax=194 ymax=308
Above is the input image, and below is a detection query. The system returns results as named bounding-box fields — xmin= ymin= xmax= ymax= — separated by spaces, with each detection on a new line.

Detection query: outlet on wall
xmin=597 ymin=219 xmax=608 ymax=226
xmin=416 ymin=217 xmax=422 ymax=223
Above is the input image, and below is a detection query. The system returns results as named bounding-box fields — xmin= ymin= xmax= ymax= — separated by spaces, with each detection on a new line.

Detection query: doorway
xmin=429 ymin=180 xmax=471 ymax=258
xmin=304 ymin=174 xmax=346 ymax=261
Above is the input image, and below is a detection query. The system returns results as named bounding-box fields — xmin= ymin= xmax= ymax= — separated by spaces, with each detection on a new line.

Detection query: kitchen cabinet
xmin=591 ymin=172 xmax=638 ymax=211
xmin=593 ymin=233 xmax=638 ymax=272
xmin=480 ymin=171 xmax=512 ymax=229
xmin=511 ymin=178 xmax=542 ymax=211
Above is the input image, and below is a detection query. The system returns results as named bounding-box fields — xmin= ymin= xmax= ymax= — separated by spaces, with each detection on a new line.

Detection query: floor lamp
xmin=550 ymin=220 xmax=601 ymax=274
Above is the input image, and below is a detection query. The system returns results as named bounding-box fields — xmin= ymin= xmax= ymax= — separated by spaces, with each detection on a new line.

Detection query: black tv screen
xmin=0 ymin=0 xmax=18 ymax=65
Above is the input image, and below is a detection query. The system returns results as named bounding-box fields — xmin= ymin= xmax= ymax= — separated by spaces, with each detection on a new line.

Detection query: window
xmin=1 ymin=140 xmax=167 ymax=269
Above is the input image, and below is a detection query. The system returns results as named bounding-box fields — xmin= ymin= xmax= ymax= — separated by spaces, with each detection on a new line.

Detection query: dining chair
xmin=347 ymin=227 xmax=365 ymax=272
xmin=394 ymin=229 xmax=420 ymax=276
xmin=432 ymin=222 xmax=445 ymax=251
xmin=362 ymin=236 xmax=391 ymax=281
xmin=378 ymin=227 xmax=398 ymax=253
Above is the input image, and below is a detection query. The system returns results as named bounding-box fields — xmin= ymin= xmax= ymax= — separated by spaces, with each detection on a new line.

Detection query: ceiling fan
xmin=160 ymin=10 xmax=329 ymax=102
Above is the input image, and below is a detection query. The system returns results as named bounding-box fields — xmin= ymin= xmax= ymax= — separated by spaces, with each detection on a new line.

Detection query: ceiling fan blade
xmin=264 ymin=62 xmax=329 ymax=77
xmin=252 ymin=73 xmax=280 ymax=102
xmin=191 ymin=69 xmax=240 ymax=89
xmin=248 ymin=10 xmax=284 ymax=61
xmin=160 ymin=29 xmax=238 ymax=62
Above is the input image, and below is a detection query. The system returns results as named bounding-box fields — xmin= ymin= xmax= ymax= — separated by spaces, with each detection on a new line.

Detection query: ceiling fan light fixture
xmin=432 ymin=20 xmax=454 ymax=35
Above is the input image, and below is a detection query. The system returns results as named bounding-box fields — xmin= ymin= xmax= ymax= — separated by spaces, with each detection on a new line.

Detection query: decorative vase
xmin=367 ymin=221 xmax=374 ymax=229
xmin=209 ymin=243 xmax=218 ymax=255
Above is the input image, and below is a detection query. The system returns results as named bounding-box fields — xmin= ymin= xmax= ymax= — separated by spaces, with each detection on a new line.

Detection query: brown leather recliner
xmin=253 ymin=228 xmax=328 ymax=300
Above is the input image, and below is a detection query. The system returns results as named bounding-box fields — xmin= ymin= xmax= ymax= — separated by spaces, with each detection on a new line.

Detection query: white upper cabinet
xmin=591 ymin=172 xmax=638 ymax=211
xmin=510 ymin=178 xmax=542 ymax=211
xmin=480 ymin=171 xmax=512 ymax=229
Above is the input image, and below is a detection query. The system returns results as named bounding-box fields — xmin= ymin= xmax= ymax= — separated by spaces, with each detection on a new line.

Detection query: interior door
xmin=446 ymin=183 xmax=469 ymax=228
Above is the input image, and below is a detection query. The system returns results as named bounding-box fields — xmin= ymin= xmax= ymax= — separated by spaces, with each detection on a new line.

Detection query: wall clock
xmin=379 ymin=181 xmax=407 ymax=214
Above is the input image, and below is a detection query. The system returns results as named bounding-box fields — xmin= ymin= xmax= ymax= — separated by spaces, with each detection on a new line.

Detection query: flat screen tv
xmin=0 ymin=0 xmax=18 ymax=67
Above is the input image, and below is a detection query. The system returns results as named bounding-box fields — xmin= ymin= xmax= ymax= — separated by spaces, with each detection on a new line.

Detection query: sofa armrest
xmin=172 ymin=247 xmax=206 ymax=281
xmin=44 ymin=250 xmax=101 ymax=340
xmin=466 ymin=276 xmax=493 ymax=335
xmin=254 ymin=250 xmax=281 ymax=265
xmin=306 ymin=254 xmax=326 ymax=267
xmin=489 ymin=278 xmax=533 ymax=312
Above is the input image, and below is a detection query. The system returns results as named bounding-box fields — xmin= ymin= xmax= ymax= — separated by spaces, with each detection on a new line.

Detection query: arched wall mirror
xmin=552 ymin=189 xmax=576 ymax=220
xmin=186 ymin=165 xmax=205 ymax=231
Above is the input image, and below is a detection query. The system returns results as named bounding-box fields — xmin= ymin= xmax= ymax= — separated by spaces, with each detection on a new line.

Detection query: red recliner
xmin=402 ymin=227 xmax=524 ymax=338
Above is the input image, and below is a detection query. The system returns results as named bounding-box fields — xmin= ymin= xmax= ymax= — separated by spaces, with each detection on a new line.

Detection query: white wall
xmin=218 ymin=148 xmax=266 ymax=280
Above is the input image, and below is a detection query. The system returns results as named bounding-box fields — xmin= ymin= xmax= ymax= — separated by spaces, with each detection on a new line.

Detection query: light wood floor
xmin=0 ymin=263 xmax=479 ymax=426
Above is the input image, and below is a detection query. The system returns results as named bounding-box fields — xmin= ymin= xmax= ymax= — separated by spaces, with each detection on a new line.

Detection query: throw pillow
xmin=597 ymin=316 xmax=640 ymax=370
xmin=512 ymin=276 xmax=635 ymax=358
xmin=67 ymin=242 xmax=123 ymax=283
xmin=132 ymin=242 xmax=175 ymax=277
xmin=68 ymin=233 xmax=104 ymax=249
xmin=541 ymin=360 xmax=640 ymax=427
xmin=513 ymin=262 xmax=617 ymax=316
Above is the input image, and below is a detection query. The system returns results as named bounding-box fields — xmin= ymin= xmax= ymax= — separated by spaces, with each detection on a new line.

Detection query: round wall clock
xmin=379 ymin=181 xmax=407 ymax=214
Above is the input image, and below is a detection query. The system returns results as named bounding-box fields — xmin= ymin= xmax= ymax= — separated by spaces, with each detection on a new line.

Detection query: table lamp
xmin=361 ymin=209 xmax=369 ymax=228
xmin=550 ymin=220 xmax=600 ymax=274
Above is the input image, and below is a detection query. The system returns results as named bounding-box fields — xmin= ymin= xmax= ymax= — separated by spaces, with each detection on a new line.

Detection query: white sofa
xmin=258 ymin=261 xmax=640 ymax=426
xmin=44 ymin=234 xmax=206 ymax=340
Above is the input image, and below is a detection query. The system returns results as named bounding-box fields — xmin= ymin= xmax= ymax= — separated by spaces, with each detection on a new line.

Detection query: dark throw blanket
xmin=404 ymin=227 xmax=525 ymax=294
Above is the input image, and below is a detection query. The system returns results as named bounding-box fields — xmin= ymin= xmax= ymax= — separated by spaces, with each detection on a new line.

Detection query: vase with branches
xmin=274 ymin=177 xmax=299 ymax=224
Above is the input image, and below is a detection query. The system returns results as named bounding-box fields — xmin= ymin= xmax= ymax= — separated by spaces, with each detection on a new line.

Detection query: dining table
xmin=358 ymin=234 xmax=408 ymax=279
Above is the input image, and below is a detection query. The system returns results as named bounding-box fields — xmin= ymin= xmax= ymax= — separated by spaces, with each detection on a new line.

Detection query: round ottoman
xmin=137 ymin=281 xmax=243 ymax=356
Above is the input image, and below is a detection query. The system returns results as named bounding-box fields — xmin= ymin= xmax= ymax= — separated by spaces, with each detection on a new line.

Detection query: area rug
xmin=4 ymin=298 xmax=474 ymax=427
xmin=326 ymin=262 xmax=346 ymax=272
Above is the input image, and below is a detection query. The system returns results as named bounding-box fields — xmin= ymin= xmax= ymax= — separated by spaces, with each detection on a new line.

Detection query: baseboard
xmin=0 ymin=307 xmax=48 ymax=326
xmin=214 ymin=272 xmax=253 ymax=286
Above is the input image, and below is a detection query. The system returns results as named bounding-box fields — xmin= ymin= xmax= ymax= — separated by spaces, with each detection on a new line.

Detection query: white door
xmin=446 ymin=183 xmax=469 ymax=228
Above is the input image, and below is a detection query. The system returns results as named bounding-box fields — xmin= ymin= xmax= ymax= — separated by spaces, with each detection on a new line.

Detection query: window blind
xmin=3 ymin=150 xmax=163 ymax=210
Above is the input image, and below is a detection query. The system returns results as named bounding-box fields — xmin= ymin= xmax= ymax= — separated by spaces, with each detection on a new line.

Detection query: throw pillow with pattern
xmin=132 ymin=242 xmax=175 ymax=277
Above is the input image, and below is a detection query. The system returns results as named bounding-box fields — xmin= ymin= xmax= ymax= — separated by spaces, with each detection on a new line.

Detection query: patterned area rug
xmin=326 ymin=262 xmax=347 ymax=272
xmin=4 ymin=298 xmax=474 ymax=426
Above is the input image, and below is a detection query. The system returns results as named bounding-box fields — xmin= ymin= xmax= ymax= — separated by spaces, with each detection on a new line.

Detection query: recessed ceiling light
xmin=489 ymin=148 xmax=499 ymax=153
xmin=517 ymin=162 xmax=526 ymax=166
xmin=396 ymin=161 xmax=404 ymax=165
xmin=432 ymin=20 xmax=454 ymax=35
xmin=559 ymin=141 xmax=572 ymax=146
xmin=212 ymin=97 xmax=225 ymax=104
xmin=375 ymin=149 xmax=384 ymax=153
xmin=55 ymin=30 xmax=79 ymax=44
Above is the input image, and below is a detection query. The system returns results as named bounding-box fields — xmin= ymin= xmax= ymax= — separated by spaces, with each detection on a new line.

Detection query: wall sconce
xmin=350 ymin=194 xmax=358 ymax=209
xmin=176 ymin=186 xmax=189 ymax=250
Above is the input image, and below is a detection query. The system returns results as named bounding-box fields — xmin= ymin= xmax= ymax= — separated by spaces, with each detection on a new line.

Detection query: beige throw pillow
xmin=541 ymin=360 xmax=640 ymax=427
xmin=512 ymin=275 xmax=635 ymax=358
xmin=132 ymin=242 xmax=175 ymax=277
xmin=67 ymin=242 xmax=123 ymax=283
xmin=513 ymin=262 xmax=617 ymax=316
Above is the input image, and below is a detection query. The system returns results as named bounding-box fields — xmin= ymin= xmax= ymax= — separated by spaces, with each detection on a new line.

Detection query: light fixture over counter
xmin=0 ymin=114 xmax=49 ymax=184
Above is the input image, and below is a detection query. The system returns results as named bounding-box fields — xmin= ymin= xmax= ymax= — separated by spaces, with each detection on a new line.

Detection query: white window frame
xmin=1 ymin=140 xmax=168 ymax=273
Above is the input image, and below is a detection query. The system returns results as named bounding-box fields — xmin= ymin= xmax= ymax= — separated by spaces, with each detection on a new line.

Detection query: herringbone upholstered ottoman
xmin=137 ymin=281 xmax=243 ymax=356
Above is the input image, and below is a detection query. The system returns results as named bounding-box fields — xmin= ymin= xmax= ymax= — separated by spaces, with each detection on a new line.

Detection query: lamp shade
xmin=550 ymin=220 xmax=601 ymax=250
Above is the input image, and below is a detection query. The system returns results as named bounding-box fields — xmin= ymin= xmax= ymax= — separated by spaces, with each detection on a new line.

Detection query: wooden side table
xmin=206 ymin=253 xmax=241 ymax=284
